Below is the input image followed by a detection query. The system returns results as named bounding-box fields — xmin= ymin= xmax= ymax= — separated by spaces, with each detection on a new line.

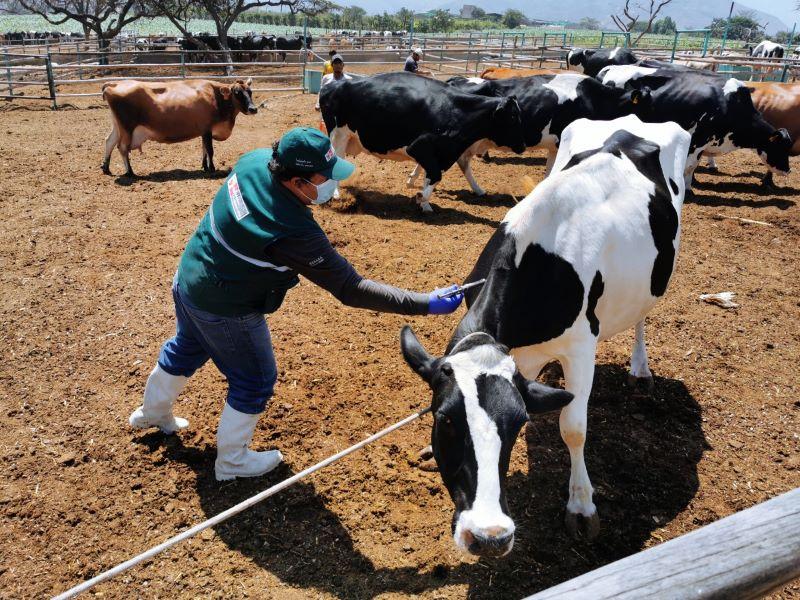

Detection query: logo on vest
xmin=228 ymin=174 xmax=249 ymax=221
xmin=325 ymin=145 xmax=335 ymax=161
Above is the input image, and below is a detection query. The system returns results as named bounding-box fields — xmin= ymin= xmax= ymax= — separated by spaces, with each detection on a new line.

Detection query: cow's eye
xmin=441 ymin=364 xmax=453 ymax=377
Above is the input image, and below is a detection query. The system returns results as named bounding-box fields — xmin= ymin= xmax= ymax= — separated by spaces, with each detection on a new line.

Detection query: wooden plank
xmin=525 ymin=488 xmax=800 ymax=600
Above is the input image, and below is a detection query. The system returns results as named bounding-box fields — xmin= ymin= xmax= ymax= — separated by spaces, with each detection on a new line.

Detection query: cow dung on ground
xmin=0 ymin=86 xmax=798 ymax=599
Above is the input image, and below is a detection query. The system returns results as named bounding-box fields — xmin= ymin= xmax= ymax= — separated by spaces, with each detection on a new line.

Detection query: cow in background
xmin=567 ymin=47 xmax=638 ymax=76
xmin=102 ymin=78 xmax=257 ymax=177
xmin=401 ymin=115 xmax=692 ymax=554
xmin=320 ymin=72 xmax=525 ymax=212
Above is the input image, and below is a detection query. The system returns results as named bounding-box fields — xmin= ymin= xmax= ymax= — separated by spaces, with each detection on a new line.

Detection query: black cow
xmin=240 ymin=34 xmax=275 ymax=61
xmin=401 ymin=115 xmax=692 ymax=555
xmin=274 ymin=35 xmax=312 ymax=61
xmin=320 ymin=72 xmax=526 ymax=212
xmin=443 ymin=73 xmax=646 ymax=195
xmin=567 ymin=47 xmax=638 ymax=77
xmin=598 ymin=64 xmax=792 ymax=185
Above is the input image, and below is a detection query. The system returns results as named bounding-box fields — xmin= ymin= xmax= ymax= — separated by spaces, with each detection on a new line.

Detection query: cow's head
xmin=491 ymin=96 xmax=526 ymax=154
xmin=728 ymin=85 xmax=791 ymax=174
xmin=225 ymin=77 xmax=257 ymax=114
xmin=400 ymin=326 xmax=572 ymax=558
xmin=567 ymin=48 xmax=593 ymax=72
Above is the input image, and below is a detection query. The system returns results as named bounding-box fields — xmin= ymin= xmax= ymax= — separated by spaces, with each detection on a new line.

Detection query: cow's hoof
xmin=473 ymin=188 xmax=486 ymax=197
xmin=565 ymin=510 xmax=600 ymax=540
xmin=124 ymin=171 xmax=135 ymax=178
xmin=419 ymin=459 xmax=438 ymax=472
xmin=419 ymin=202 xmax=434 ymax=213
xmin=627 ymin=374 xmax=655 ymax=393
xmin=418 ymin=445 xmax=433 ymax=461
xmin=102 ymin=166 xmax=111 ymax=175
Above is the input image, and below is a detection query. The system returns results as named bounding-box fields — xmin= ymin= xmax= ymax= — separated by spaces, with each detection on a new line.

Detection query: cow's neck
xmin=447 ymin=268 xmax=513 ymax=355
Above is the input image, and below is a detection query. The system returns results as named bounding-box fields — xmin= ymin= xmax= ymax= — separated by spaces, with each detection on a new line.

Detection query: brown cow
xmin=479 ymin=66 xmax=562 ymax=79
xmin=102 ymin=78 xmax=257 ymax=177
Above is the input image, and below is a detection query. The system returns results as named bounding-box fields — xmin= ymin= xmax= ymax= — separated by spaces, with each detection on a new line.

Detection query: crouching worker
xmin=129 ymin=127 xmax=464 ymax=481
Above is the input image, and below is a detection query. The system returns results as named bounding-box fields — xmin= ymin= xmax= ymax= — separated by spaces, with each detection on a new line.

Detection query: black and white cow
xmin=320 ymin=72 xmax=526 ymax=212
xmin=567 ymin=47 xmax=638 ymax=77
xmin=401 ymin=115 xmax=691 ymax=555
xmin=749 ymin=40 xmax=785 ymax=59
xmin=434 ymin=73 xmax=646 ymax=195
xmin=598 ymin=64 xmax=791 ymax=185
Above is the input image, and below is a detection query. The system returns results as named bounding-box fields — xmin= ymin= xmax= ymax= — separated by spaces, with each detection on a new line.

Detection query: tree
xmin=396 ymin=7 xmax=413 ymax=30
xmin=147 ymin=0 xmax=332 ymax=74
xmin=16 ymin=0 xmax=146 ymax=61
xmin=652 ymin=15 xmax=676 ymax=34
xmin=706 ymin=13 xmax=763 ymax=42
xmin=503 ymin=8 xmax=525 ymax=29
xmin=471 ymin=6 xmax=485 ymax=19
xmin=428 ymin=9 xmax=453 ymax=33
xmin=341 ymin=5 xmax=366 ymax=28
xmin=611 ymin=0 xmax=675 ymax=45
xmin=578 ymin=17 xmax=601 ymax=30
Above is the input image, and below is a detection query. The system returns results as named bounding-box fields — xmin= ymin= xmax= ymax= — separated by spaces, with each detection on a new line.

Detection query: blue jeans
xmin=157 ymin=281 xmax=277 ymax=414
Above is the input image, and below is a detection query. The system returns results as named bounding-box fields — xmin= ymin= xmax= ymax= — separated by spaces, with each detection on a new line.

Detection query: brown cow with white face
xmin=101 ymin=78 xmax=257 ymax=177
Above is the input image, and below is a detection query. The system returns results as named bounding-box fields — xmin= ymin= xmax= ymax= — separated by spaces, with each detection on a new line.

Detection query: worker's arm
xmin=264 ymin=232 xmax=453 ymax=315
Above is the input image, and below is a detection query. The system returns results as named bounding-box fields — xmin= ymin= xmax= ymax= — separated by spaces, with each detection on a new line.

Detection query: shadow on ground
xmin=114 ymin=168 xmax=230 ymax=185
xmin=136 ymin=362 xmax=705 ymax=598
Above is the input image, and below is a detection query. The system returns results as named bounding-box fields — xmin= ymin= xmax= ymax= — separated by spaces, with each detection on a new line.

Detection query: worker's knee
xmin=226 ymin=370 xmax=277 ymax=415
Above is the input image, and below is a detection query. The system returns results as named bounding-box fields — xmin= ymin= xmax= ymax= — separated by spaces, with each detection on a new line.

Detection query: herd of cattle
xmin=1 ymin=31 xmax=85 ymax=44
xmin=99 ymin=45 xmax=797 ymax=557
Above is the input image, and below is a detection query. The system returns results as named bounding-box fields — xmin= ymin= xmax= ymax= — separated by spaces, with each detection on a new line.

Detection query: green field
xmin=0 ymin=14 xmax=744 ymax=51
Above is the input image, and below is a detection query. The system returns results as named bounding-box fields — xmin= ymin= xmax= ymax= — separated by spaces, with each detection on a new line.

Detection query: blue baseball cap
xmin=276 ymin=127 xmax=354 ymax=181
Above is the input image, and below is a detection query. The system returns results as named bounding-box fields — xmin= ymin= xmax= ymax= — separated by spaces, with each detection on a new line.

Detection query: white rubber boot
xmin=129 ymin=365 xmax=190 ymax=434
xmin=215 ymin=403 xmax=283 ymax=481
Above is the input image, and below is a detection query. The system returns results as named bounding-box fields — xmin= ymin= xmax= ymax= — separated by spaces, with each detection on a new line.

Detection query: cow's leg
xmin=544 ymin=148 xmax=557 ymax=176
xmin=416 ymin=177 xmax=435 ymax=213
xmin=705 ymin=156 xmax=718 ymax=171
xmin=628 ymin=319 xmax=654 ymax=391
xmin=102 ymin=122 xmax=119 ymax=175
xmin=202 ymin=132 xmax=215 ymax=172
xmin=406 ymin=164 xmax=422 ymax=188
xmin=761 ymin=171 xmax=775 ymax=189
xmin=559 ymin=344 xmax=600 ymax=539
xmin=457 ymin=154 xmax=486 ymax=196
xmin=117 ymin=128 xmax=134 ymax=177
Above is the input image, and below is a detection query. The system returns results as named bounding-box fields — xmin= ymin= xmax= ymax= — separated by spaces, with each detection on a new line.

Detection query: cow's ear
xmin=220 ymin=85 xmax=232 ymax=99
xmin=400 ymin=326 xmax=435 ymax=383
xmin=245 ymin=77 xmax=253 ymax=87
xmin=515 ymin=373 xmax=573 ymax=414
xmin=584 ymin=49 xmax=595 ymax=58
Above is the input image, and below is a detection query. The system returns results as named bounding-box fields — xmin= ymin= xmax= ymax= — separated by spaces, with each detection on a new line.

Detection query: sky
xmin=762 ymin=0 xmax=799 ymax=28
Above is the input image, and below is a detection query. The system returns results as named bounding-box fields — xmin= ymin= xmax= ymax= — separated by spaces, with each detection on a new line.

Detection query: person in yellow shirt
xmin=322 ymin=49 xmax=337 ymax=75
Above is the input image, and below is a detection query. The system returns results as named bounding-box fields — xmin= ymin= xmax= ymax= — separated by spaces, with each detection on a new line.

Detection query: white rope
xmin=52 ymin=407 xmax=431 ymax=600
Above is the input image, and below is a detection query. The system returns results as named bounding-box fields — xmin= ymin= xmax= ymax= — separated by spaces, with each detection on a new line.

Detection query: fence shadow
xmin=692 ymin=177 xmax=798 ymax=199
xmin=687 ymin=189 xmax=795 ymax=210
xmin=328 ymin=188 xmax=501 ymax=228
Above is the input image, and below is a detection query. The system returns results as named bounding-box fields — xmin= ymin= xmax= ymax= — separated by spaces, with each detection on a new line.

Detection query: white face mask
xmin=300 ymin=178 xmax=338 ymax=205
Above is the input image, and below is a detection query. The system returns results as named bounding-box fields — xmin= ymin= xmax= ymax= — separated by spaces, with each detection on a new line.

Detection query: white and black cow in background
xmin=434 ymin=73 xmax=647 ymax=195
xmin=401 ymin=115 xmax=691 ymax=556
xmin=749 ymin=40 xmax=785 ymax=59
xmin=319 ymin=72 xmax=526 ymax=212
xmin=567 ymin=47 xmax=638 ymax=76
xmin=598 ymin=64 xmax=791 ymax=185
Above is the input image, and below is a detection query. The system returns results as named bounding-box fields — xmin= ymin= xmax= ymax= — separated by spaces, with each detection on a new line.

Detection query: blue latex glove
xmin=428 ymin=285 xmax=464 ymax=315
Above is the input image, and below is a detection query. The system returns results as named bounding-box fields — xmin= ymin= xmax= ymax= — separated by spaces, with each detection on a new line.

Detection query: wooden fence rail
xmin=524 ymin=487 xmax=800 ymax=600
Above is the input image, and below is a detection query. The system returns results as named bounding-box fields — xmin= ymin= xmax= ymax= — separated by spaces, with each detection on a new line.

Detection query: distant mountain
xmin=344 ymin=0 xmax=789 ymax=35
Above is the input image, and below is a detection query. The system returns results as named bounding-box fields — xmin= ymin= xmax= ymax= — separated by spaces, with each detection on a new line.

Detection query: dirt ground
xmin=0 ymin=85 xmax=798 ymax=600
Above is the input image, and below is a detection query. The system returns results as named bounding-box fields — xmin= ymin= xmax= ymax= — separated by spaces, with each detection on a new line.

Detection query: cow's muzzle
xmin=465 ymin=530 xmax=514 ymax=558
xmin=247 ymin=106 xmax=258 ymax=115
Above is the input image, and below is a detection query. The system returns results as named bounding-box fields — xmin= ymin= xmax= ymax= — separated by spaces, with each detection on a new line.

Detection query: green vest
xmin=177 ymin=148 xmax=323 ymax=316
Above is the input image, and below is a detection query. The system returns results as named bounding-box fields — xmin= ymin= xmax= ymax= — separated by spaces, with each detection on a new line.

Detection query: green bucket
xmin=305 ymin=69 xmax=323 ymax=94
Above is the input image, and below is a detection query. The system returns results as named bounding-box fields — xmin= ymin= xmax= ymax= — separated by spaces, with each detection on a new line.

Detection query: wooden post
xmin=76 ymin=45 xmax=83 ymax=80
xmin=180 ymin=50 xmax=185 ymax=78
xmin=465 ymin=36 xmax=471 ymax=72
xmin=45 ymin=54 xmax=57 ymax=109
xmin=525 ymin=488 xmax=800 ymax=600
xmin=3 ymin=49 xmax=13 ymax=96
